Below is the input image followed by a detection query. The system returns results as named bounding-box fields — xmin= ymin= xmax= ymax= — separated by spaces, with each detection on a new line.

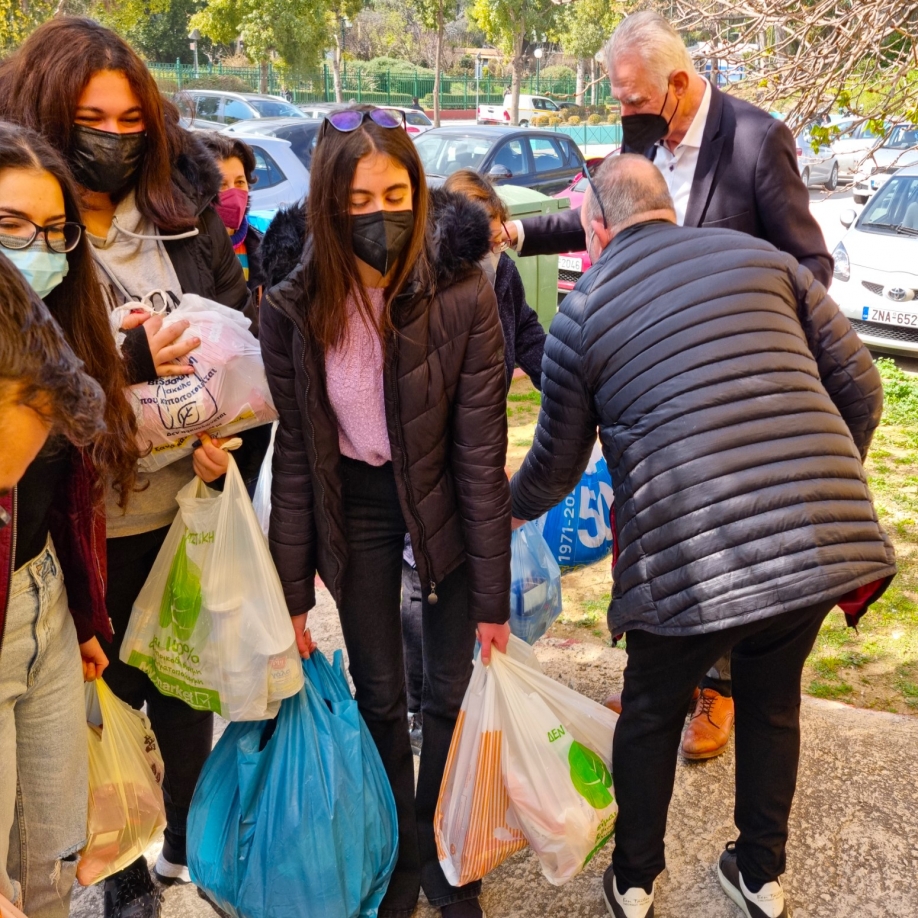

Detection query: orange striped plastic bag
xmin=434 ymin=648 xmax=531 ymax=885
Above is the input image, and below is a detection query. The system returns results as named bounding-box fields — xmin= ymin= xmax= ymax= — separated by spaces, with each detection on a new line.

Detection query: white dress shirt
xmin=512 ymin=80 xmax=713 ymax=246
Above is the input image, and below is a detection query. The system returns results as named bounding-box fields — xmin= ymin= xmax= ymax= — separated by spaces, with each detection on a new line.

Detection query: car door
xmin=192 ymin=94 xmax=221 ymax=122
xmin=527 ymin=135 xmax=574 ymax=194
xmin=246 ymin=141 xmax=296 ymax=211
xmin=223 ymin=98 xmax=256 ymax=125
xmin=485 ymin=137 xmax=528 ymax=185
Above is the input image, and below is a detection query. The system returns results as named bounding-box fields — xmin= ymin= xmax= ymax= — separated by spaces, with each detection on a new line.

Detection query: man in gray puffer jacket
xmin=510 ymin=154 xmax=896 ymax=918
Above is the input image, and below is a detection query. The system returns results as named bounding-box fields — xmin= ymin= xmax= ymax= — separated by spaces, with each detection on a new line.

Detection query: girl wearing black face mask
xmin=0 ymin=19 xmax=266 ymax=916
xmin=259 ymin=105 xmax=511 ymax=918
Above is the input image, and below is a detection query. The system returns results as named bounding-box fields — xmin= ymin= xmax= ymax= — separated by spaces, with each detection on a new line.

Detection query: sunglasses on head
xmin=581 ymin=161 xmax=608 ymax=229
xmin=322 ymin=108 xmax=406 ymax=135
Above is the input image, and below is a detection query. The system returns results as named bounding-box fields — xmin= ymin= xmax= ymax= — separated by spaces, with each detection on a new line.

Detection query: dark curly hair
xmin=197 ymin=132 xmax=259 ymax=188
xmin=0 ymin=252 xmax=106 ymax=447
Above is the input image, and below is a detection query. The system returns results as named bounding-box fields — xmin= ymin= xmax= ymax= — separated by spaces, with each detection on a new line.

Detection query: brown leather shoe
xmin=602 ymin=691 xmax=623 ymax=714
xmin=681 ymin=688 xmax=734 ymax=760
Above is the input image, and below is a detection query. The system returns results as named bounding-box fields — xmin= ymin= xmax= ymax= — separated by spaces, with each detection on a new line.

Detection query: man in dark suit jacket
xmin=504 ymin=10 xmax=834 ymax=771
xmin=507 ymin=19 xmax=832 ymax=290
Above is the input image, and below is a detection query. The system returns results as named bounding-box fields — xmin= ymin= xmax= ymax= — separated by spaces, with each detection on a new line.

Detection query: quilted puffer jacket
xmin=511 ymin=220 xmax=896 ymax=636
xmin=259 ymin=191 xmax=511 ymax=623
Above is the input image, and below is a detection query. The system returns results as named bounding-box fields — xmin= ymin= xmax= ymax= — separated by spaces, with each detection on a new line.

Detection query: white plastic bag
xmin=78 ymin=679 xmax=166 ymax=885
xmin=112 ymin=293 xmax=277 ymax=472
xmin=252 ymin=424 xmax=276 ymax=538
xmin=119 ymin=454 xmax=304 ymax=721
xmin=436 ymin=636 xmax=618 ymax=887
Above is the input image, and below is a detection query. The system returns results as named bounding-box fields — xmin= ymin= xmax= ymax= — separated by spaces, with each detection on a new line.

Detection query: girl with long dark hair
xmin=260 ymin=106 xmax=511 ymax=918
xmin=0 ymin=19 xmax=259 ymax=916
xmin=0 ymin=123 xmax=139 ymax=918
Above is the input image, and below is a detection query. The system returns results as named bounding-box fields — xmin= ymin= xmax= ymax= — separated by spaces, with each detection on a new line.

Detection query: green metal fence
xmin=148 ymin=61 xmax=613 ymax=110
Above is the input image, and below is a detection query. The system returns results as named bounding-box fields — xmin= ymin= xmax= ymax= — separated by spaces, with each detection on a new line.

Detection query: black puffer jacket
xmin=511 ymin=221 xmax=896 ymax=636
xmin=260 ymin=192 xmax=511 ymax=622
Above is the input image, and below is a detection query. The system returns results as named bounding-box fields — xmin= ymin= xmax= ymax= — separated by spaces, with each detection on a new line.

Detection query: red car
xmin=553 ymin=155 xmax=610 ymax=300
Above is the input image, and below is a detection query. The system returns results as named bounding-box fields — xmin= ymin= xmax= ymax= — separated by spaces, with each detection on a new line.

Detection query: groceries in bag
xmin=436 ymin=635 xmax=617 ymax=886
xmin=119 ymin=454 xmax=303 ymax=721
xmin=510 ymin=521 xmax=562 ymax=644
xmin=111 ymin=293 xmax=277 ymax=473
xmin=539 ymin=442 xmax=614 ymax=571
xmin=77 ymin=679 xmax=166 ymax=886
xmin=188 ymin=650 xmax=399 ymax=918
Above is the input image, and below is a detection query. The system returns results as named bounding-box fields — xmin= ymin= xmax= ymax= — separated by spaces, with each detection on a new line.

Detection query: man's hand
xmin=511 ymin=517 xmax=527 ymax=531
xmin=290 ymin=612 xmax=317 ymax=659
xmin=192 ymin=432 xmax=232 ymax=482
xmin=121 ymin=312 xmax=200 ymax=377
xmin=79 ymin=637 xmax=109 ymax=682
xmin=477 ymin=621 xmax=510 ymax=665
xmin=500 ymin=221 xmax=519 ymax=250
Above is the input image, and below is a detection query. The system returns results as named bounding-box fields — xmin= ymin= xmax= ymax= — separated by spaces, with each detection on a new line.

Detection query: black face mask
xmin=351 ymin=209 xmax=414 ymax=277
xmin=68 ymin=125 xmax=147 ymax=195
xmin=620 ymin=90 xmax=676 ymax=161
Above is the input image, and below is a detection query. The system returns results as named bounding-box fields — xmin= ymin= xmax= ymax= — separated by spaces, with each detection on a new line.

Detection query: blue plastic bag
xmin=510 ymin=521 xmax=563 ymax=644
xmin=538 ymin=443 xmax=614 ymax=572
xmin=187 ymin=650 xmax=398 ymax=918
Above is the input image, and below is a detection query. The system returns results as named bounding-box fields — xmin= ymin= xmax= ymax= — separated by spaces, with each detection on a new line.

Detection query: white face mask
xmin=480 ymin=250 xmax=500 ymax=285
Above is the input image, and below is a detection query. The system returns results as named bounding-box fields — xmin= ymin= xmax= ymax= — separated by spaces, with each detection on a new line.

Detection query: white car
xmin=831 ymin=164 xmax=918 ymax=356
xmin=477 ymin=94 xmax=561 ymax=127
xmin=207 ymin=132 xmax=310 ymax=212
xmin=852 ymin=123 xmax=918 ymax=203
xmin=831 ymin=120 xmax=890 ymax=182
xmin=384 ymin=106 xmax=434 ymax=136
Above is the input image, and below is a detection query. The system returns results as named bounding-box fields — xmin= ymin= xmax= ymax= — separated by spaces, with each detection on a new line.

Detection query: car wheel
xmin=853 ymin=193 xmax=867 ymax=205
xmin=824 ymin=163 xmax=838 ymax=191
xmin=519 ymin=119 xmax=529 ymax=128
xmin=801 ymin=168 xmax=810 ymax=187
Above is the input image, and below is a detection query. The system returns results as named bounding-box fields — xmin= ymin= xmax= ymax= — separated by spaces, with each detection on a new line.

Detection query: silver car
xmin=797 ymin=127 xmax=840 ymax=190
xmin=181 ymin=90 xmax=306 ymax=125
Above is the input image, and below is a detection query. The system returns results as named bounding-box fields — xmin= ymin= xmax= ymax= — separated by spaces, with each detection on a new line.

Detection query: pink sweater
xmin=325 ymin=287 xmax=392 ymax=466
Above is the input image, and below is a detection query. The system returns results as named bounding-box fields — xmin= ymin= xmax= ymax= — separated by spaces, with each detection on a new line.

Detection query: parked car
xmin=297 ymin=101 xmax=343 ymax=119
xmin=179 ymin=115 xmax=226 ymax=133
xmin=223 ymin=117 xmax=322 ymax=171
xmin=549 ymin=157 xmax=611 ymax=300
xmin=199 ymin=132 xmax=309 ymax=211
xmin=415 ymin=126 xmax=586 ymax=196
xmin=477 ymin=94 xmax=562 ymax=127
xmin=796 ymin=126 xmax=841 ymax=190
xmin=852 ymin=123 xmax=918 ymax=204
xmin=180 ymin=90 xmax=306 ymax=125
xmin=831 ymin=164 xmax=918 ymax=356
xmin=383 ymin=106 xmax=434 ymax=136
xmin=831 ymin=120 xmax=891 ymax=183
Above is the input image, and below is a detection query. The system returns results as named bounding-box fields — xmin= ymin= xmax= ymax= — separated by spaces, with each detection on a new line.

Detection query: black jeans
xmin=401 ymin=563 xmax=424 ymax=713
xmin=101 ymin=526 xmax=214 ymax=859
xmin=612 ymin=600 xmax=836 ymax=892
xmin=338 ymin=458 xmax=480 ymax=915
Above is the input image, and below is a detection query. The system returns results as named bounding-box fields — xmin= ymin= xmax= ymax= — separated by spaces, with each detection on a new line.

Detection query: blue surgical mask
xmin=4 ymin=244 xmax=69 ymax=299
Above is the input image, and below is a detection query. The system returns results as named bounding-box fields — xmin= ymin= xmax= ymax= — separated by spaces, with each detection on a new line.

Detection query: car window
xmin=405 ymin=112 xmax=432 ymax=126
xmin=854 ymin=123 xmax=882 ymax=140
xmin=886 ymin=125 xmax=918 ymax=150
xmin=249 ymin=99 xmax=303 ymax=118
xmin=558 ymin=137 xmax=582 ymax=168
xmin=860 ymin=175 xmax=918 ymax=230
xmin=532 ymin=99 xmax=544 ymax=110
xmin=193 ymin=95 xmax=220 ymax=119
xmin=491 ymin=139 xmax=525 ymax=175
xmin=543 ymin=100 xmax=559 ymax=112
xmin=415 ymin=134 xmax=493 ymax=176
xmin=276 ymin=125 xmax=319 ymax=169
xmin=530 ymin=137 xmax=564 ymax=173
xmin=224 ymin=99 xmax=254 ymax=124
xmin=248 ymin=144 xmax=287 ymax=189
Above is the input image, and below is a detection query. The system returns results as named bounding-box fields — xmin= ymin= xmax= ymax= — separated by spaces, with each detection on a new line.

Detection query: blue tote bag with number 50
xmin=538 ymin=443 xmax=614 ymax=572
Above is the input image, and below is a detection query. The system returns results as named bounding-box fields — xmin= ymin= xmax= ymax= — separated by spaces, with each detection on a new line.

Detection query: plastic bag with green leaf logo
xmin=119 ymin=454 xmax=303 ymax=721
xmin=490 ymin=635 xmax=618 ymax=885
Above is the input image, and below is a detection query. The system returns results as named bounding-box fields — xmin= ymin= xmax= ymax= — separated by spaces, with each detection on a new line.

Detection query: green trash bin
xmin=496 ymin=185 xmax=570 ymax=331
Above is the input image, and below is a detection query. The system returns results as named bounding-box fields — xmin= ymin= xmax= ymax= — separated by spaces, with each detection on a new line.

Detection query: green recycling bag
xmin=120 ymin=455 xmax=303 ymax=721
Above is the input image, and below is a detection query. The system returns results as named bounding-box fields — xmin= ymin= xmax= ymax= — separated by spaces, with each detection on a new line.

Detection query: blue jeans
xmin=0 ymin=539 xmax=86 ymax=918
xmin=338 ymin=458 xmax=480 ymax=915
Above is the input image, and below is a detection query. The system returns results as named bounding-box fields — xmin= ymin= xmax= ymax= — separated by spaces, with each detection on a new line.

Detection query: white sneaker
xmin=717 ymin=843 xmax=789 ymax=918
xmin=602 ymin=866 xmax=654 ymax=918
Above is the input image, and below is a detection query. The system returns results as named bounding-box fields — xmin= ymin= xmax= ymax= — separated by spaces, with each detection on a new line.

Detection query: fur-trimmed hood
xmin=260 ymin=186 xmax=492 ymax=290
xmin=172 ymin=128 xmax=224 ymax=217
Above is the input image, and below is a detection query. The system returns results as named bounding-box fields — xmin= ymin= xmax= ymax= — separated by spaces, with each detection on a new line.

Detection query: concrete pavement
xmin=69 ymin=586 xmax=918 ymax=918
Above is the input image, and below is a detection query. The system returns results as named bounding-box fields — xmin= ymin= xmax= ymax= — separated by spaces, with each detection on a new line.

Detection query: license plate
xmin=558 ymin=256 xmax=583 ymax=271
xmin=862 ymin=305 xmax=918 ymax=327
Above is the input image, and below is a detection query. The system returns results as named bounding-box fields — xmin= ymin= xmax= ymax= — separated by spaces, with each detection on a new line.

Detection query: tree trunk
xmin=433 ymin=0 xmax=444 ymax=127
xmin=260 ymin=58 xmax=269 ymax=94
xmin=575 ymin=58 xmax=585 ymax=106
xmin=590 ymin=56 xmax=597 ymax=106
xmin=332 ymin=32 xmax=344 ymax=103
xmin=509 ymin=32 xmax=524 ymax=125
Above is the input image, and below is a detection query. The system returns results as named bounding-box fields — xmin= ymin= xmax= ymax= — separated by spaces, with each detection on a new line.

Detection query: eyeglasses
xmin=0 ymin=504 xmax=10 ymax=531
xmin=581 ymin=162 xmax=608 ymax=229
xmin=322 ymin=108 xmax=406 ymax=135
xmin=0 ymin=216 xmax=84 ymax=254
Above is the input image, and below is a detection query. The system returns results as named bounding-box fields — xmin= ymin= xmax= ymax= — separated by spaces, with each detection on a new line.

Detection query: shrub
xmin=531 ymin=115 xmax=550 ymax=126
xmin=587 ymin=113 xmax=603 ymax=126
xmin=547 ymin=115 xmax=562 ymax=126
xmin=185 ymin=75 xmax=253 ymax=92
xmin=155 ymin=78 xmax=179 ymax=94
xmin=567 ymin=115 xmax=581 ymax=126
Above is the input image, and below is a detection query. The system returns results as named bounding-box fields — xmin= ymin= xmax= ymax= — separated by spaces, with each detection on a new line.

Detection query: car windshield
xmin=249 ymin=99 xmax=303 ymax=118
xmin=405 ymin=112 xmax=432 ymax=126
xmin=571 ymin=175 xmax=589 ymax=193
xmin=415 ymin=134 xmax=493 ymax=176
xmin=885 ymin=125 xmax=918 ymax=150
xmin=860 ymin=175 xmax=918 ymax=233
